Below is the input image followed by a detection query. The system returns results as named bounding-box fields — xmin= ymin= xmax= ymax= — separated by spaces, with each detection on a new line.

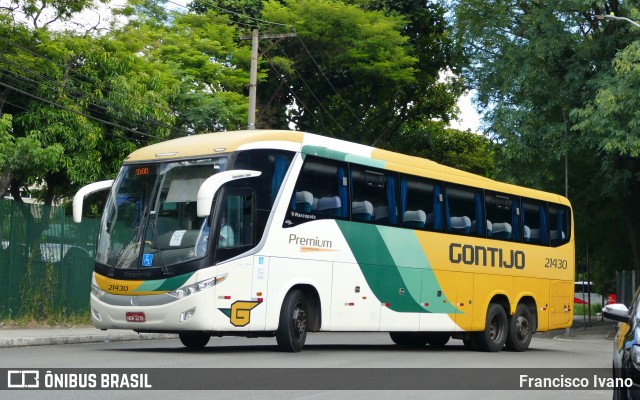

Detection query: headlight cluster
xmin=91 ymin=284 xmax=108 ymax=298
xmin=168 ymin=274 xmax=227 ymax=299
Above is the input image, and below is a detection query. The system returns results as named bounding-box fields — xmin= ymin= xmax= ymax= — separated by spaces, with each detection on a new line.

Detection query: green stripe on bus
xmin=336 ymin=221 xmax=458 ymax=314
xmin=134 ymin=272 xmax=195 ymax=292
xmin=377 ymin=227 xmax=458 ymax=314
xmin=301 ymin=145 xmax=386 ymax=169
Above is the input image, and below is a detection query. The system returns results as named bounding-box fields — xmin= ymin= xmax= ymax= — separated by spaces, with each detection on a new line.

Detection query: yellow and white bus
xmin=73 ymin=130 xmax=574 ymax=352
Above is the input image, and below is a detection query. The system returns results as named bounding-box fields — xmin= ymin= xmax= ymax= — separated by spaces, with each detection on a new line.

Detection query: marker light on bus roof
xmin=155 ymin=152 xmax=178 ymax=157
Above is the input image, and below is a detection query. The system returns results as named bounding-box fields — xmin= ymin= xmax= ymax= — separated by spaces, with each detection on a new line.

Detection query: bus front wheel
xmin=179 ymin=332 xmax=210 ymax=349
xmin=477 ymin=303 xmax=508 ymax=352
xmin=505 ymin=303 xmax=533 ymax=352
xmin=276 ymin=289 xmax=308 ymax=352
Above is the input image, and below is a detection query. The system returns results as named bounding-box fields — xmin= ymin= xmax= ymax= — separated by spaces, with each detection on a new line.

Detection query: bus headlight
xmin=168 ymin=274 xmax=227 ymax=299
xmin=91 ymin=284 xmax=108 ymax=299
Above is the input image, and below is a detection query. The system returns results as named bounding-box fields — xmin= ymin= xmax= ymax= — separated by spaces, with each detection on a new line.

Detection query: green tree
xmin=0 ymin=0 xmax=251 ymax=204
xmin=114 ymin=0 xmax=251 ymax=135
xmin=382 ymin=121 xmax=495 ymax=176
xmin=454 ymin=0 xmax=640 ymax=277
xmin=190 ymin=0 xmax=462 ymax=147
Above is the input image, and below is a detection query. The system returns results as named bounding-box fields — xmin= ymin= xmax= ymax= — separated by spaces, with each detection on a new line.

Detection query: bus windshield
xmin=96 ymin=157 xmax=227 ymax=270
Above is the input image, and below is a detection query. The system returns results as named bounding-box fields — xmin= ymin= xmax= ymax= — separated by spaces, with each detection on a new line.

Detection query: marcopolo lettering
xmin=449 ymin=243 xmax=525 ymax=269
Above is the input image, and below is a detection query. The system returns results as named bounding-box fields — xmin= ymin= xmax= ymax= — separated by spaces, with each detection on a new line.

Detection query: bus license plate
xmin=126 ymin=312 xmax=145 ymax=322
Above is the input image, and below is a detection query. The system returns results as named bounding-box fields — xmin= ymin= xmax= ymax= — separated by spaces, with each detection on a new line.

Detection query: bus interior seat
xmin=529 ymin=228 xmax=540 ymax=243
xmin=550 ymin=230 xmax=565 ymax=245
xmin=524 ymin=225 xmax=531 ymax=242
xmin=295 ymin=191 xmax=314 ymax=212
xmin=425 ymin=212 xmax=434 ymax=228
xmin=352 ymin=201 xmax=374 ymax=221
xmin=471 ymin=219 xmax=492 ymax=235
xmin=403 ymin=210 xmax=427 ymax=229
xmin=492 ymin=222 xmax=512 ymax=240
xmin=449 ymin=216 xmax=471 ymax=234
xmin=374 ymin=206 xmax=389 ymax=224
xmin=317 ymin=196 xmax=342 ymax=217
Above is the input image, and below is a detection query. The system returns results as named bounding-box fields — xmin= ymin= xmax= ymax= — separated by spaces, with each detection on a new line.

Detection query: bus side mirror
xmin=197 ymin=170 xmax=262 ymax=217
xmin=73 ymin=180 xmax=114 ymax=223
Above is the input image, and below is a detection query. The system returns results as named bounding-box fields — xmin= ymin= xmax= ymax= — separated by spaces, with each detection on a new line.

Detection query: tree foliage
xmin=190 ymin=0 xmax=463 ymax=147
xmin=455 ymin=0 xmax=640 ymax=281
xmin=0 ymin=0 xmax=250 ymax=204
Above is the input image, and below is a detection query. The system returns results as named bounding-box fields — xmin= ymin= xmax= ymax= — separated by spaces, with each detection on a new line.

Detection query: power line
xmin=0 ymin=79 xmax=163 ymax=140
xmin=2 ymin=98 xmax=152 ymax=144
xmin=180 ymin=1 xmax=369 ymax=134
xmin=294 ymin=35 xmax=371 ymax=136
xmin=166 ymin=0 xmax=292 ymax=28
xmin=0 ymin=36 xmax=190 ymax=138
xmin=271 ymin=43 xmax=345 ymax=132
xmin=261 ymin=55 xmax=317 ymax=129
xmin=0 ymin=65 xmax=172 ymax=141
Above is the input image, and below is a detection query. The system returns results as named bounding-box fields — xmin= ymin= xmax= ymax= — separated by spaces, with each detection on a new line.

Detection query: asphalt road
xmin=0 ymin=332 xmax=616 ymax=400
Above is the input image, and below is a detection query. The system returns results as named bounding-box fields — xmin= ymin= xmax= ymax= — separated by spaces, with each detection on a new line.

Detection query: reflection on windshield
xmin=96 ymin=158 xmax=227 ymax=270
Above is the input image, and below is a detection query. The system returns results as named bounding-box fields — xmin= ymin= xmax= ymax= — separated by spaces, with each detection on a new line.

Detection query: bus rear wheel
xmin=276 ymin=289 xmax=308 ymax=352
xmin=505 ymin=304 xmax=533 ymax=352
xmin=179 ymin=332 xmax=210 ymax=349
xmin=389 ymin=332 xmax=429 ymax=347
xmin=476 ymin=303 xmax=508 ymax=352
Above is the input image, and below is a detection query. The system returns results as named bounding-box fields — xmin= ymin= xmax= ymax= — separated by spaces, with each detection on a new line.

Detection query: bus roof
xmin=124 ymin=129 xmax=570 ymax=206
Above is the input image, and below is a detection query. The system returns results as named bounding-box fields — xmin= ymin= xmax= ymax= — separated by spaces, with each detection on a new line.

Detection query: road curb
xmin=0 ymin=332 xmax=177 ymax=348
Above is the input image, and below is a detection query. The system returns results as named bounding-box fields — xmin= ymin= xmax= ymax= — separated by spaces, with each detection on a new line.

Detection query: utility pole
xmin=247 ymin=29 xmax=259 ymax=130
xmin=241 ymin=29 xmax=297 ymax=130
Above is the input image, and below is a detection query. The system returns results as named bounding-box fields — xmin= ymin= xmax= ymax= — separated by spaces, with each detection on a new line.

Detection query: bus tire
xmin=276 ymin=289 xmax=308 ymax=352
xmin=477 ymin=303 xmax=508 ymax=352
xmin=179 ymin=332 xmax=210 ymax=349
xmin=389 ymin=332 xmax=429 ymax=347
xmin=426 ymin=333 xmax=450 ymax=348
xmin=505 ymin=303 xmax=533 ymax=352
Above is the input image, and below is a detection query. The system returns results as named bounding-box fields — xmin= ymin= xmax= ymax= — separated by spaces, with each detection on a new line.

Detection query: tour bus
xmin=73 ymin=129 xmax=574 ymax=352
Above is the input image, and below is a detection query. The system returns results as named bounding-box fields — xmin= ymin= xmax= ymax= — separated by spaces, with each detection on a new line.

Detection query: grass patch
xmin=573 ymin=303 xmax=602 ymax=316
xmin=1 ymin=311 xmax=91 ymax=328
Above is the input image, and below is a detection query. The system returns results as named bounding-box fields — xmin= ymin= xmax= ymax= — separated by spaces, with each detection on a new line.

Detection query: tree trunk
xmin=0 ymin=169 xmax=10 ymax=198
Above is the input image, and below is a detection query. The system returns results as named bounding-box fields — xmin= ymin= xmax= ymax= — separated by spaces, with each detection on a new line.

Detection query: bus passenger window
xmin=522 ymin=199 xmax=548 ymax=245
xmin=350 ymin=166 xmax=398 ymax=226
xmin=445 ymin=184 xmax=484 ymax=237
xmin=288 ymin=157 xmax=348 ymax=224
xmin=549 ymin=204 xmax=570 ymax=246
xmin=485 ymin=192 xmax=521 ymax=241
xmin=400 ymin=176 xmax=442 ymax=231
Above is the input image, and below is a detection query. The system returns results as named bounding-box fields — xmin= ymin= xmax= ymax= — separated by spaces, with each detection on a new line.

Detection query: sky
xmin=449 ymin=91 xmax=482 ymax=132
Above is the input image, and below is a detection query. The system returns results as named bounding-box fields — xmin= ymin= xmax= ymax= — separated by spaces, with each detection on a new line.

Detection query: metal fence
xmin=615 ymin=270 xmax=640 ymax=307
xmin=0 ymin=199 xmax=99 ymax=319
